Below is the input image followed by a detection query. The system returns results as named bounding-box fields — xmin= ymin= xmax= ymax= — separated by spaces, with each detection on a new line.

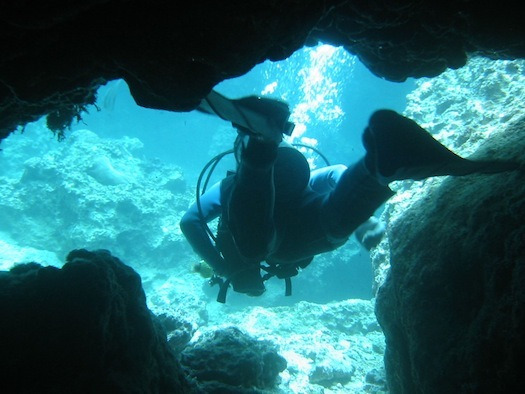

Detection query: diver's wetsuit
xmin=180 ymin=138 xmax=393 ymax=278
xmin=180 ymin=108 xmax=518 ymax=296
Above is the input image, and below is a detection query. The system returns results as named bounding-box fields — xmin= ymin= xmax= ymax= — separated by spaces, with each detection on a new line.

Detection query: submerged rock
xmin=0 ymin=249 xmax=193 ymax=393
xmin=180 ymin=326 xmax=287 ymax=392
xmin=375 ymin=117 xmax=525 ymax=393
xmin=308 ymin=356 xmax=355 ymax=387
xmin=156 ymin=312 xmax=196 ymax=354
xmin=87 ymin=155 xmax=130 ymax=185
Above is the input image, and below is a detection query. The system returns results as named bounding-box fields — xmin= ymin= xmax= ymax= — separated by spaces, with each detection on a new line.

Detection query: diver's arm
xmin=311 ymin=164 xmax=387 ymax=248
xmin=309 ymin=164 xmax=348 ymax=193
xmin=354 ymin=217 xmax=386 ymax=250
xmin=180 ymin=182 xmax=226 ymax=272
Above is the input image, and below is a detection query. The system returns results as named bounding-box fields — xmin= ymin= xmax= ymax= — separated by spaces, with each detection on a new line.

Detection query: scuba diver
xmin=180 ymin=90 xmax=518 ymax=302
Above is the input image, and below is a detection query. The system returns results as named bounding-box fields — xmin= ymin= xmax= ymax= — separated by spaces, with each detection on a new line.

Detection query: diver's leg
xmin=227 ymin=137 xmax=278 ymax=260
xmin=321 ymin=159 xmax=394 ymax=241
xmin=322 ymin=109 xmax=519 ymax=242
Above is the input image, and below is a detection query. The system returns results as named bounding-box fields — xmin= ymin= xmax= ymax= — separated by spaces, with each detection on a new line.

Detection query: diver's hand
xmin=355 ymin=217 xmax=386 ymax=250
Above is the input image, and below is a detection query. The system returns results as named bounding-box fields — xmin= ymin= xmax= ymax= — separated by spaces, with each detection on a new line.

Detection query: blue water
xmin=68 ymin=44 xmax=414 ymax=301
xmin=2 ymin=43 xmax=415 ymax=302
xmin=2 ymin=48 xmax=522 ymax=392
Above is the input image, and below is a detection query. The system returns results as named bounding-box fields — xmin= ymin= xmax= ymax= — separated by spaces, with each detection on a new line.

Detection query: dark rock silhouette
xmin=1 ymin=1 xmax=524 ymax=139
xmin=0 ymin=249 xmax=193 ymax=393
xmin=181 ymin=326 xmax=286 ymax=392
xmin=375 ymin=117 xmax=525 ymax=393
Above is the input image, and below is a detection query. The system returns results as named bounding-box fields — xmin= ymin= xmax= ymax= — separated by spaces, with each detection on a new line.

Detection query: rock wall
xmin=371 ymin=57 xmax=525 ymax=292
xmin=0 ymin=249 xmax=194 ymax=393
xmin=374 ymin=107 xmax=525 ymax=390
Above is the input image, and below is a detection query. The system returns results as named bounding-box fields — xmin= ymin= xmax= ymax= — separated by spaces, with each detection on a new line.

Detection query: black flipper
xmin=197 ymin=90 xmax=294 ymax=140
xmin=364 ymin=110 xmax=520 ymax=184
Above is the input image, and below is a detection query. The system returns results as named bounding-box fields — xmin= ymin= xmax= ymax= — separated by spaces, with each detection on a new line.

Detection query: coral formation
xmin=181 ymin=327 xmax=287 ymax=392
xmin=192 ymin=299 xmax=388 ymax=392
xmin=0 ymin=126 xmax=190 ymax=267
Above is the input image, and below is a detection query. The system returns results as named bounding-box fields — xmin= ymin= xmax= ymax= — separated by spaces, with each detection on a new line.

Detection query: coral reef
xmin=193 ymin=299 xmax=388 ymax=392
xmin=308 ymin=353 xmax=355 ymax=387
xmin=181 ymin=327 xmax=287 ymax=392
xmin=0 ymin=126 xmax=191 ymax=267
xmin=371 ymin=57 xmax=525 ymax=292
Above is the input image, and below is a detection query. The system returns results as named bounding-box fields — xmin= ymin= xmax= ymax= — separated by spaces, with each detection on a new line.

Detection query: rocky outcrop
xmin=180 ymin=326 xmax=287 ymax=393
xmin=198 ymin=299 xmax=388 ymax=392
xmin=0 ymin=249 xmax=193 ymax=393
xmin=375 ymin=117 xmax=525 ymax=392
xmin=1 ymin=1 xmax=524 ymax=140
xmin=371 ymin=56 xmax=525 ymax=294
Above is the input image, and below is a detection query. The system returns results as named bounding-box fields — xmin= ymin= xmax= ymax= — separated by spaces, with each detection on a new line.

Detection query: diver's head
xmin=233 ymin=133 xmax=310 ymax=202
xmin=233 ymin=131 xmax=294 ymax=166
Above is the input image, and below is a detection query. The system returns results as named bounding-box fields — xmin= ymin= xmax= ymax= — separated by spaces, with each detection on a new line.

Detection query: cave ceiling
xmin=1 ymin=0 xmax=524 ymax=141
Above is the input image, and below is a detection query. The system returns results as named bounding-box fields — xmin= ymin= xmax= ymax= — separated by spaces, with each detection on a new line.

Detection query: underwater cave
xmin=1 ymin=1 xmax=525 ymax=393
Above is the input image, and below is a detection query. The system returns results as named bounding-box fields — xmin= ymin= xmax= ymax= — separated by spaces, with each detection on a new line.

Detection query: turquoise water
xmin=70 ymin=44 xmax=414 ymax=301
xmin=0 ymin=44 xmax=415 ymax=301
xmin=0 ymin=43 xmax=416 ymax=393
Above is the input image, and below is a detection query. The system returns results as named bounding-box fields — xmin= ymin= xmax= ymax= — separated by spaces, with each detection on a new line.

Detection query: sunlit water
xmin=1 ymin=43 xmax=419 ymax=393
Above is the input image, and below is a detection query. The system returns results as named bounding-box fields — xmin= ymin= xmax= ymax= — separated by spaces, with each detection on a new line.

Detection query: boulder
xmin=0 ymin=249 xmax=193 ymax=393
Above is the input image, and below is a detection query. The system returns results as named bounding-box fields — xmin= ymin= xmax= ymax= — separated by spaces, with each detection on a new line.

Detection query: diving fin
xmin=364 ymin=110 xmax=520 ymax=184
xmin=197 ymin=90 xmax=295 ymax=140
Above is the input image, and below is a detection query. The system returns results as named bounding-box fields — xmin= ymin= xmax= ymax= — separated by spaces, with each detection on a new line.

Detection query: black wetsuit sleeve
xmin=179 ymin=182 xmax=226 ymax=273
xmin=309 ymin=165 xmax=348 ymax=193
